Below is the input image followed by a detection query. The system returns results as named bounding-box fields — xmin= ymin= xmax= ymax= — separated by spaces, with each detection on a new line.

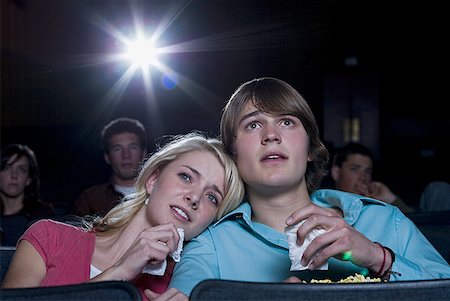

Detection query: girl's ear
xmin=230 ymin=143 xmax=237 ymax=157
xmin=145 ymin=169 xmax=160 ymax=194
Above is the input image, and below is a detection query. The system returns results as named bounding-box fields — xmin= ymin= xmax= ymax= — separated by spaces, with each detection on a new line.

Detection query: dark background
xmin=1 ymin=0 xmax=449 ymax=212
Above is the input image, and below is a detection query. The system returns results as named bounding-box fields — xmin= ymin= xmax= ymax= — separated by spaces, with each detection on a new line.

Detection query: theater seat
xmin=190 ymin=278 xmax=450 ymax=301
xmin=407 ymin=210 xmax=450 ymax=263
xmin=0 ymin=246 xmax=16 ymax=284
xmin=0 ymin=281 xmax=141 ymax=301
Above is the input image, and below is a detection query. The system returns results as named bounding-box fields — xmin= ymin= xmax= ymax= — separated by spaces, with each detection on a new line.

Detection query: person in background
xmin=2 ymin=132 xmax=244 ymax=301
xmin=0 ymin=144 xmax=55 ymax=246
xmin=167 ymin=77 xmax=450 ymax=298
xmin=71 ymin=117 xmax=148 ymax=217
xmin=329 ymin=142 xmax=415 ymax=214
xmin=419 ymin=181 xmax=450 ymax=212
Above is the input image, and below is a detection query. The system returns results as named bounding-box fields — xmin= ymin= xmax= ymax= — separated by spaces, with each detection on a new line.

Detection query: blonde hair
xmin=89 ymin=131 xmax=244 ymax=237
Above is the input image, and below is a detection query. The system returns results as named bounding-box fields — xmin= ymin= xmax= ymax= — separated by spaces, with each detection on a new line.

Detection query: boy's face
xmin=331 ymin=153 xmax=373 ymax=194
xmin=233 ymin=102 xmax=311 ymax=192
xmin=104 ymin=132 xmax=146 ymax=181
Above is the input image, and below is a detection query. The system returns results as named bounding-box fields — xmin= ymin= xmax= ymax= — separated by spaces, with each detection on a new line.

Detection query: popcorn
xmin=284 ymin=221 xmax=328 ymax=271
xmin=310 ymin=273 xmax=381 ymax=283
xmin=142 ymin=228 xmax=184 ymax=275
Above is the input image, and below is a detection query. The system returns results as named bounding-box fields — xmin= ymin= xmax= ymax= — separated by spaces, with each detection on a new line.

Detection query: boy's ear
xmin=104 ymin=153 xmax=111 ymax=165
xmin=145 ymin=169 xmax=160 ymax=194
xmin=331 ymin=165 xmax=340 ymax=181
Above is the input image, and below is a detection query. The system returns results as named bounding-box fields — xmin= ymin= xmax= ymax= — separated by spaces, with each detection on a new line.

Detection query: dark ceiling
xmin=1 ymin=0 xmax=449 ymax=206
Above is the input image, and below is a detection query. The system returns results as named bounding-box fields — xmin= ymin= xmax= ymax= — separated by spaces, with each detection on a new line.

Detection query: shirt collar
xmin=214 ymin=189 xmax=386 ymax=227
xmin=213 ymin=201 xmax=253 ymax=227
xmin=311 ymin=189 xmax=386 ymax=225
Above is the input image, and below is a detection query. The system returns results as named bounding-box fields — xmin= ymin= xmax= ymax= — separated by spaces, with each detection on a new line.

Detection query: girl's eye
xmin=18 ymin=167 xmax=28 ymax=175
xmin=206 ymin=193 xmax=219 ymax=205
xmin=179 ymin=172 xmax=192 ymax=183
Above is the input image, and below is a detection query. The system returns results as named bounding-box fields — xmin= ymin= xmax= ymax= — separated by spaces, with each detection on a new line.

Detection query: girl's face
xmin=0 ymin=155 xmax=31 ymax=199
xmin=145 ymin=150 xmax=226 ymax=241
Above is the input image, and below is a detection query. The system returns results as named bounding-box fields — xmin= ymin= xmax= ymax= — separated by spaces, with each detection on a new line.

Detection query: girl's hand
xmin=96 ymin=223 xmax=181 ymax=281
xmin=144 ymin=288 xmax=188 ymax=301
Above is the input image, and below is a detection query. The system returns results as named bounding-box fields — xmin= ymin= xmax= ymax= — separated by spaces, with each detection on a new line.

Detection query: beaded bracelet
xmin=374 ymin=242 xmax=386 ymax=277
xmin=382 ymin=246 xmax=402 ymax=277
xmin=372 ymin=243 xmax=402 ymax=279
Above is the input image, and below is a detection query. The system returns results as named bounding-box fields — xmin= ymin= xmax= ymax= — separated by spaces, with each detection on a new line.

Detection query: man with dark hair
xmin=71 ymin=117 xmax=148 ymax=217
xmin=330 ymin=142 xmax=414 ymax=213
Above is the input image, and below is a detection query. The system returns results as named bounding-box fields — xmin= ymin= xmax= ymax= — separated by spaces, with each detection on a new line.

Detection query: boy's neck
xmin=247 ymin=186 xmax=311 ymax=233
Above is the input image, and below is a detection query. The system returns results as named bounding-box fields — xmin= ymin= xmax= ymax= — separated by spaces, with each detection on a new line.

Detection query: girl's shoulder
xmin=27 ymin=218 xmax=89 ymax=237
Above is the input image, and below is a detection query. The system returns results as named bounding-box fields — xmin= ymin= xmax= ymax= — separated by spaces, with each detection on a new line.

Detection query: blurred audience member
xmin=71 ymin=117 xmax=148 ymax=217
xmin=0 ymin=144 xmax=55 ymax=246
xmin=419 ymin=181 xmax=450 ymax=212
xmin=330 ymin=142 xmax=415 ymax=213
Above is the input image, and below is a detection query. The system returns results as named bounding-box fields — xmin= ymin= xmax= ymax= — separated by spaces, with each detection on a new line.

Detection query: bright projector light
xmin=125 ymin=38 xmax=158 ymax=68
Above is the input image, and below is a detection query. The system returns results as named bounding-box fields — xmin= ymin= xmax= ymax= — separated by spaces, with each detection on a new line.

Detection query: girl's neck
xmin=92 ymin=208 xmax=151 ymax=271
xmin=1 ymin=194 xmax=25 ymax=215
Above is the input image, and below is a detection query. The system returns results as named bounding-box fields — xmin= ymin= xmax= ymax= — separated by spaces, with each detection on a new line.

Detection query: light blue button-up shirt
xmin=170 ymin=189 xmax=450 ymax=296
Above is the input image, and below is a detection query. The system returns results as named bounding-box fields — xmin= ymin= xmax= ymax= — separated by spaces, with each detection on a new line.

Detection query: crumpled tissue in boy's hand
xmin=284 ymin=221 xmax=328 ymax=271
xmin=142 ymin=228 xmax=184 ymax=276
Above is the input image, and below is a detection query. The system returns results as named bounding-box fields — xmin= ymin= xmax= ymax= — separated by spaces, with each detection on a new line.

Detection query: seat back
xmin=0 ymin=215 xmax=29 ymax=246
xmin=407 ymin=210 xmax=450 ymax=263
xmin=190 ymin=278 xmax=450 ymax=301
xmin=0 ymin=246 xmax=16 ymax=284
xmin=406 ymin=210 xmax=450 ymax=225
xmin=0 ymin=280 xmax=141 ymax=301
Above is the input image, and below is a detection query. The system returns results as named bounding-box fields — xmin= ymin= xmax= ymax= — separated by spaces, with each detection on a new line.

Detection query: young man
xmin=330 ymin=142 xmax=415 ymax=213
xmin=71 ymin=117 xmax=148 ymax=217
xmin=167 ymin=77 xmax=450 ymax=297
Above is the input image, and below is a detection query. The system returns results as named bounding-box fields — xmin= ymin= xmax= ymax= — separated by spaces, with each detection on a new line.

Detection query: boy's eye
xmin=280 ymin=119 xmax=295 ymax=127
xmin=179 ymin=172 xmax=192 ymax=182
xmin=245 ymin=121 xmax=260 ymax=130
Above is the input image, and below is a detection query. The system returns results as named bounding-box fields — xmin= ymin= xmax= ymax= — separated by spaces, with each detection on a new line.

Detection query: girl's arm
xmin=1 ymin=240 xmax=46 ymax=288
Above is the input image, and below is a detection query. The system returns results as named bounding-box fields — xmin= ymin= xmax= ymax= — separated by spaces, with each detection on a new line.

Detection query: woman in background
xmin=0 ymin=144 xmax=55 ymax=246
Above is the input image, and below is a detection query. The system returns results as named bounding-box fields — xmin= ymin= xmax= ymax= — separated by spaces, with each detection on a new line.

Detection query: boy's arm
xmin=169 ymin=230 xmax=219 ymax=296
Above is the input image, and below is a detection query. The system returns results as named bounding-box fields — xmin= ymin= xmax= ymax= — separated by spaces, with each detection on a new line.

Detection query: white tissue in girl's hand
xmin=171 ymin=228 xmax=184 ymax=262
xmin=142 ymin=228 xmax=184 ymax=275
xmin=284 ymin=221 xmax=328 ymax=271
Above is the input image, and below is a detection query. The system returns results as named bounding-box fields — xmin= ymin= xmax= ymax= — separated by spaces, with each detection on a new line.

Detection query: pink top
xmin=21 ymin=219 xmax=173 ymax=298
